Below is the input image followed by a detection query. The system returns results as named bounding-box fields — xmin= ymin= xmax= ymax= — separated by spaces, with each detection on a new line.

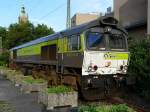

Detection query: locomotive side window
xmin=68 ymin=35 xmax=81 ymax=51
xmin=109 ymin=34 xmax=126 ymax=50
xmin=87 ymin=32 xmax=105 ymax=50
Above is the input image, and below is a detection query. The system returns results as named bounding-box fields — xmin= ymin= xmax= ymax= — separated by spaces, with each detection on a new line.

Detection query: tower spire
xmin=18 ymin=0 xmax=28 ymax=24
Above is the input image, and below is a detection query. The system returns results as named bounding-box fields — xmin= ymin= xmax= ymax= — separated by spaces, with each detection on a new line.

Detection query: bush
xmin=79 ymin=104 xmax=135 ymax=112
xmin=128 ymin=38 xmax=150 ymax=100
xmin=110 ymin=104 xmax=131 ymax=112
xmin=0 ymin=51 xmax=9 ymax=66
xmin=80 ymin=105 xmax=98 ymax=112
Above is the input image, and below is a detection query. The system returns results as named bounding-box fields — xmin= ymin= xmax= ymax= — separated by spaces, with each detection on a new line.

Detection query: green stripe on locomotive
xmin=17 ymin=33 xmax=85 ymax=57
xmin=17 ymin=39 xmax=57 ymax=56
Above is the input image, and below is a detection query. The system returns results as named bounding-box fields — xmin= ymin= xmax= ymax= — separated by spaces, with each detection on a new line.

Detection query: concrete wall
xmin=119 ymin=0 xmax=147 ymax=27
xmin=114 ymin=0 xmax=128 ymax=20
xmin=114 ymin=0 xmax=148 ymax=38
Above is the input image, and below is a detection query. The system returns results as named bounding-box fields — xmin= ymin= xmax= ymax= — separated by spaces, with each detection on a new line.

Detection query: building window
xmin=68 ymin=35 xmax=81 ymax=51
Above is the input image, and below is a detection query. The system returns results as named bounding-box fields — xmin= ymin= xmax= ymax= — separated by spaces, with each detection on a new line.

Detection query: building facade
xmin=114 ymin=0 xmax=149 ymax=39
xmin=71 ymin=13 xmax=100 ymax=27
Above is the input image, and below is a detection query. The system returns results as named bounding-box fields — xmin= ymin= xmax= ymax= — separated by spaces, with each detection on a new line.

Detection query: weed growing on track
xmin=79 ymin=104 xmax=136 ymax=112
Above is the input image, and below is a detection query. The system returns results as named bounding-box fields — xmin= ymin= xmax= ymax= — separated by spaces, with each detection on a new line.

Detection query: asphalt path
xmin=0 ymin=75 xmax=45 ymax=112
xmin=0 ymin=75 xmax=78 ymax=112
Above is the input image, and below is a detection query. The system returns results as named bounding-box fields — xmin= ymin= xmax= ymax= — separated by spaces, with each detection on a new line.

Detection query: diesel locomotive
xmin=10 ymin=17 xmax=130 ymax=100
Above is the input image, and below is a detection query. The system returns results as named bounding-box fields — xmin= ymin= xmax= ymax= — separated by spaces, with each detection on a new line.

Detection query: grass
xmin=79 ymin=104 xmax=136 ymax=112
xmin=0 ymin=101 xmax=16 ymax=112
xmin=23 ymin=76 xmax=46 ymax=84
xmin=47 ymin=86 xmax=73 ymax=94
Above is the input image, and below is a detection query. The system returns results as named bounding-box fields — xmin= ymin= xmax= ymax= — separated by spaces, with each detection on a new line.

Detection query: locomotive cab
xmin=81 ymin=17 xmax=130 ymax=99
xmin=82 ymin=27 xmax=129 ymax=76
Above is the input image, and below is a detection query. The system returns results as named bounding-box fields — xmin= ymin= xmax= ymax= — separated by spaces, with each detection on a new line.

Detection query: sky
xmin=0 ymin=0 xmax=113 ymax=32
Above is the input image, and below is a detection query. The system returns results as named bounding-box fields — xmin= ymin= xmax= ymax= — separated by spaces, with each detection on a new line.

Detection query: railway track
xmin=106 ymin=97 xmax=149 ymax=112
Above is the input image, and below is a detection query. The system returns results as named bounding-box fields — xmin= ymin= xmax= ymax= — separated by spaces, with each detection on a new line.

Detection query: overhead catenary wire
xmin=39 ymin=2 xmax=66 ymax=20
xmin=30 ymin=0 xmax=43 ymax=13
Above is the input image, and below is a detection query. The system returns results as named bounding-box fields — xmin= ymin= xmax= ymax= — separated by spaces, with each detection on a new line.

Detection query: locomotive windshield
xmin=86 ymin=31 xmax=127 ymax=51
xmin=87 ymin=32 xmax=105 ymax=50
xmin=109 ymin=34 xmax=126 ymax=50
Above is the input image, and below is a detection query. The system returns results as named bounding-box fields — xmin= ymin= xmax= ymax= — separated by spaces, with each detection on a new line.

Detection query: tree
xmin=5 ymin=22 xmax=34 ymax=49
xmin=0 ymin=26 xmax=7 ymax=48
xmin=33 ymin=24 xmax=54 ymax=39
xmin=0 ymin=51 xmax=9 ymax=66
xmin=4 ymin=22 xmax=55 ymax=49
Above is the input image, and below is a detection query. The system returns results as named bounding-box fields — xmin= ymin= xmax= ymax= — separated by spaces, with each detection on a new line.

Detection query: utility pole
xmin=0 ymin=37 xmax=2 ymax=54
xmin=66 ymin=0 xmax=71 ymax=29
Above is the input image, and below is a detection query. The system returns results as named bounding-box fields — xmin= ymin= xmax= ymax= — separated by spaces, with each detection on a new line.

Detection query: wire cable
xmin=39 ymin=2 xmax=66 ymax=20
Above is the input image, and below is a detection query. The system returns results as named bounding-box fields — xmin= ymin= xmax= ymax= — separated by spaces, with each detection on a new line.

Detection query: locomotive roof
xmin=10 ymin=16 xmax=125 ymax=51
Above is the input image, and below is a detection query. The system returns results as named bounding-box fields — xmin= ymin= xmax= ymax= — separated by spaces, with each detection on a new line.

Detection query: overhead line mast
xmin=66 ymin=0 xmax=71 ymax=29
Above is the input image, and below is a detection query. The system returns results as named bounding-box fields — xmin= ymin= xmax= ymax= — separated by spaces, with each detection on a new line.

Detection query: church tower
xmin=18 ymin=5 xmax=28 ymax=24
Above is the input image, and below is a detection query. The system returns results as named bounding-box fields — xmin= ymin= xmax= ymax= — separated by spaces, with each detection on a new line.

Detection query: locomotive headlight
xmin=104 ymin=27 xmax=112 ymax=33
xmin=93 ymin=65 xmax=98 ymax=71
xmin=120 ymin=65 xmax=124 ymax=70
xmin=124 ymin=65 xmax=128 ymax=70
xmin=88 ymin=65 xmax=98 ymax=72
xmin=88 ymin=66 xmax=92 ymax=72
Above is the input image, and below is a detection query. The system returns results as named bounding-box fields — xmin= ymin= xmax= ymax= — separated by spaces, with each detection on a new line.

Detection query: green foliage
xmin=1 ymin=22 xmax=54 ymax=49
xmin=33 ymin=24 xmax=54 ymax=39
xmin=110 ymin=104 xmax=130 ymax=112
xmin=5 ymin=22 xmax=34 ymax=49
xmin=80 ymin=105 xmax=98 ymax=112
xmin=47 ymin=86 xmax=73 ymax=94
xmin=79 ymin=104 xmax=135 ymax=112
xmin=128 ymin=38 xmax=150 ymax=100
xmin=0 ymin=51 xmax=9 ymax=66
xmin=0 ymin=26 xmax=7 ymax=47
xmin=0 ymin=101 xmax=16 ymax=112
xmin=23 ymin=76 xmax=46 ymax=84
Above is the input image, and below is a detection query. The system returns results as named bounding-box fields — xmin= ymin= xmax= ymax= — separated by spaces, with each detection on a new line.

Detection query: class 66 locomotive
xmin=10 ymin=17 xmax=130 ymax=100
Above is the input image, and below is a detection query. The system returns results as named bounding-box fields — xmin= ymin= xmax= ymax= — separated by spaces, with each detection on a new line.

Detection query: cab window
xmin=68 ymin=35 xmax=81 ymax=51
xmin=87 ymin=32 xmax=105 ymax=50
xmin=109 ymin=34 xmax=126 ymax=50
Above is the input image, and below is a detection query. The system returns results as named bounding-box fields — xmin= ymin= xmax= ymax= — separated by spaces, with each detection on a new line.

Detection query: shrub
xmin=79 ymin=105 xmax=98 ymax=112
xmin=47 ymin=86 xmax=73 ymax=94
xmin=0 ymin=51 xmax=9 ymax=66
xmin=79 ymin=104 xmax=135 ymax=112
xmin=110 ymin=104 xmax=131 ymax=112
xmin=128 ymin=38 xmax=150 ymax=100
